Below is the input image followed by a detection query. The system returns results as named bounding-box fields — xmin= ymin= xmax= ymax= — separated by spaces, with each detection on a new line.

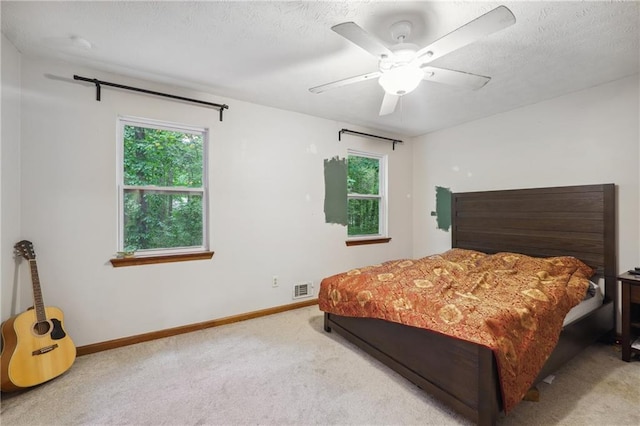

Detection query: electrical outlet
xmin=272 ymin=275 xmax=278 ymax=287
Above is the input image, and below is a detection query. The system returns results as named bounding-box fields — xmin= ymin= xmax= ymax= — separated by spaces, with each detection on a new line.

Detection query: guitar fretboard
xmin=29 ymin=259 xmax=47 ymax=325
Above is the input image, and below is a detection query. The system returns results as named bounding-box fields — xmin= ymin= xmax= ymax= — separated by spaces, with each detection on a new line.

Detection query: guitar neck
xmin=29 ymin=259 xmax=47 ymax=323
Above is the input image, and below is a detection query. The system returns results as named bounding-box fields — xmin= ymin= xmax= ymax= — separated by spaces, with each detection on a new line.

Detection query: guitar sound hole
xmin=33 ymin=321 xmax=51 ymax=336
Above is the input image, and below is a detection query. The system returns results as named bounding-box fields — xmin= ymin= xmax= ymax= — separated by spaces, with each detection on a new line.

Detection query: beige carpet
xmin=1 ymin=305 xmax=638 ymax=425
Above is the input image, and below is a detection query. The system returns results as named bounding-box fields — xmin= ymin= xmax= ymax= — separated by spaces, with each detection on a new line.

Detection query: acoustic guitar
xmin=0 ymin=240 xmax=76 ymax=392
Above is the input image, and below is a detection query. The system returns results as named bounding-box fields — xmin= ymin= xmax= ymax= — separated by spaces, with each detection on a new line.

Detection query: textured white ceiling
xmin=2 ymin=1 xmax=639 ymax=137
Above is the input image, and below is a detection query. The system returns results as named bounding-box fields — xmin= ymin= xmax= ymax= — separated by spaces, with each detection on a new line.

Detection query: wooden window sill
xmin=110 ymin=251 xmax=214 ymax=267
xmin=345 ymin=238 xmax=391 ymax=247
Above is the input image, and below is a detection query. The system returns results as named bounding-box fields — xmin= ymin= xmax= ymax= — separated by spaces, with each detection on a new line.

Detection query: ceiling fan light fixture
xmin=378 ymin=65 xmax=423 ymax=96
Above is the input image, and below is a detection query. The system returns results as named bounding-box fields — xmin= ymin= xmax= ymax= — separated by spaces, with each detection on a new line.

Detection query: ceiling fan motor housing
xmin=390 ymin=20 xmax=413 ymax=42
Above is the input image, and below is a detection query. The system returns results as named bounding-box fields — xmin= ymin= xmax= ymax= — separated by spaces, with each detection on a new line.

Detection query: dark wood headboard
xmin=451 ymin=184 xmax=616 ymax=302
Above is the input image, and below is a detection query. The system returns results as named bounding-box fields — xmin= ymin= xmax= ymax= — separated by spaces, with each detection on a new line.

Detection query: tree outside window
xmin=347 ymin=150 xmax=387 ymax=238
xmin=118 ymin=117 xmax=208 ymax=254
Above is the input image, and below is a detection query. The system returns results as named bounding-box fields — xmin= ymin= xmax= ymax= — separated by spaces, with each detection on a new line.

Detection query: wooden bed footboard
xmin=324 ymin=299 xmax=613 ymax=426
xmin=322 ymin=296 xmax=614 ymax=424
xmin=324 ymin=312 xmax=501 ymax=425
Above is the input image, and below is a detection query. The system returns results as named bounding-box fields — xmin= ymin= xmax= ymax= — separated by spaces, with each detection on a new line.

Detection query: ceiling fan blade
xmin=379 ymin=93 xmax=400 ymax=116
xmin=421 ymin=66 xmax=491 ymax=90
xmin=332 ymin=22 xmax=393 ymax=58
xmin=309 ymin=71 xmax=381 ymax=94
xmin=415 ymin=6 xmax=516 ymax=64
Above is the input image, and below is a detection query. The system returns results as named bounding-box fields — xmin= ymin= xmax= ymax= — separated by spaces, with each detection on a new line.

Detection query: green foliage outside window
xmin=348 ymin=198 xmax=380 ymax=236
xmin=347 ymin=155 xmax=381 ymax=236
xmin=122 ymin=125 xmax=205 ymax=251
xmin=123 ymin=125 xmax=202 ymax=187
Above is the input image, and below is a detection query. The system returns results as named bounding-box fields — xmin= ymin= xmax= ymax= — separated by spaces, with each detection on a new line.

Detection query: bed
xmin=320 ymin=184 xmax=616 ymax=425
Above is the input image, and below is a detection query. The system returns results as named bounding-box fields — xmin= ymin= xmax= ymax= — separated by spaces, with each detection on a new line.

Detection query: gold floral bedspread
xmin=318 ymin=248 xmax=593 ymax=412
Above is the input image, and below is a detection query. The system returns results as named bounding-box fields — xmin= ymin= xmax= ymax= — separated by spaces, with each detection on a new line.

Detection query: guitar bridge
xmin=32 ymin=344 xmax=58 ymax=356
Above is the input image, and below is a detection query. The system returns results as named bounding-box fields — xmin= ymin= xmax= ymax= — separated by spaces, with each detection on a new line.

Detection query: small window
xmin=117 ymin=116 xmax=208 ymax=255
xmin=347 ymin=150 xmax=387 ymax=239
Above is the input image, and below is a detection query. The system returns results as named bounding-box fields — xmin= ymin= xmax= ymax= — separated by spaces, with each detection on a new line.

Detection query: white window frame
xmin=347 ymin=149 xmax=388 ymax=240
xmin=116 ymin=116 xmax=209 ymax=255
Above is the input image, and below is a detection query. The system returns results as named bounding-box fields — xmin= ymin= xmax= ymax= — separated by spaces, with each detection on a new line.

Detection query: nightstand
xmin=619 ymin=272 xmax=640 ymax=361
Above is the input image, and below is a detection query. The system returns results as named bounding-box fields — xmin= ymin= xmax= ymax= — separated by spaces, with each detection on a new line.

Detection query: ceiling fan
xmin=309 ymin=6 xmax=516 ymax=116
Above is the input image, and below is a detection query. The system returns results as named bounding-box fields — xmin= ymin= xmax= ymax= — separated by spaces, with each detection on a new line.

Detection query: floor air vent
xmin=293 ymin=282 xmax=311 ymax=299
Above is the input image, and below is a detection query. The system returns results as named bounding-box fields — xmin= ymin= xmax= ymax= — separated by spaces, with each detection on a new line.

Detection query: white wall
xmin=412 ymin=74 xmax=640 ymax=273
xmin=12 ymin=56 xmax=414 ymax=346
xmin=9 ymin=53 xmax=638 ymax=349
xmin=1 ymin=34 xmax=22 ymax=320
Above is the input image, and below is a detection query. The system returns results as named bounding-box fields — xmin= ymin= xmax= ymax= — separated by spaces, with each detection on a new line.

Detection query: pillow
xmin=583 ymin=280 xmax=598 ymax=300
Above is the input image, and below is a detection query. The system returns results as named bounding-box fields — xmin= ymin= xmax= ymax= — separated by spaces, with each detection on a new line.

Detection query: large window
xmin=117 ymin=117 xmax=208 ymax=255
xmin=347 ymin=150 xmax=387 ymax=238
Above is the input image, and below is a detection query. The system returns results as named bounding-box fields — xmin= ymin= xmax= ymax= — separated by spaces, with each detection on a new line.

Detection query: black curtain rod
xmin=73 ymin=75 xmax=229 ymax=122
xmin=338 ymin=128 xmax=403 ymax=150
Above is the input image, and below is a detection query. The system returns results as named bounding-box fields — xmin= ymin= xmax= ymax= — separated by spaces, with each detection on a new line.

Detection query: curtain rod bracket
xmin=73 ymin=75 xmax=228 ymax=121
xmin=94 ymin=80 xmax=101 ymax=101
xmin=338 ymin=128 xmax=402 ymax=150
